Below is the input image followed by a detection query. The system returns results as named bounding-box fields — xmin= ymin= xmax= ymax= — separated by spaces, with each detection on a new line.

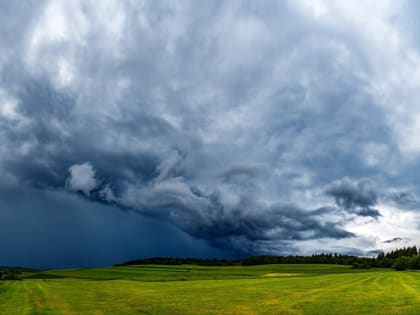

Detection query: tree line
xmin=115 ymin=246 xmax=420 ymax=271
xmin=114 ymin=254 xmax=376 ymax=268
xmin=376 ymin=246 xmax=420 ymax=271
xmin=0 ymin=269 xmax=21 ymax=280
xmin=0 ymin=267 xmax=39 ymax=281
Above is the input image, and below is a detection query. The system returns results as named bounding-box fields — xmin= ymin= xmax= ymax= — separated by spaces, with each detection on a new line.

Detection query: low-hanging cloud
xmin=61 ymin=158 xmax=355 ymax=255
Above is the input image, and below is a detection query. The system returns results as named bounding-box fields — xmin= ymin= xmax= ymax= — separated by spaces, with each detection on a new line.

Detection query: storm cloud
xmin=2 ymin=1 xmax=420 ymax=265
xmin=325 ymin=177 xmax=381 ymax=218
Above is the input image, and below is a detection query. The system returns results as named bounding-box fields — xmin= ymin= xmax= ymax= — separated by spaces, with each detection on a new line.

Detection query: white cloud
xmin=66 ymin=162 xmax=98 ymax=196
xmin=346 ymin=203 xmax=420 ymax=252
xmin=0 ymin=90 xmax=20 ymax=121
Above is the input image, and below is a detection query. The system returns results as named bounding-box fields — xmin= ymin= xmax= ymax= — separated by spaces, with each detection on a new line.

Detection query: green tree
xmin=393 ymin=256 xmax=412 ymax=271
xmin=409 ymin=255 xmax=420 ymax=270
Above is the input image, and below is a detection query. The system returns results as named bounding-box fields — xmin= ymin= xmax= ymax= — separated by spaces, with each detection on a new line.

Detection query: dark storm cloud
xmin=0 ymin=181 xmax=228 ymax=268
xmin=325 ymin=177 xmax=381 ymax=218
xmin=2 ymin=0 xmax=420 ymax=264
xmin=0 ymin=74 xmax=358 ymax=254
xmin=58 ymin=157 xmax=355 ymax=255
xmin=113 ymin=181 xmax=354 ymax=254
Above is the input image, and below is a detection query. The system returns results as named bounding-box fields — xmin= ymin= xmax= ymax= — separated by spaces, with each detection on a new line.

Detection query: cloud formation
xmin=2 ymin=1 xmax=420 ymax=262
xmin=66 ymin=163 xmax=98 ymax=196
xmin=325 ymin=177 xmax=380 ymax=218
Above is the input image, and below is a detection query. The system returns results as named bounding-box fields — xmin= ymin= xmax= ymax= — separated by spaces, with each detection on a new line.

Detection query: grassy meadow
xmin=1 ymin=264 xmax=420 ymax=314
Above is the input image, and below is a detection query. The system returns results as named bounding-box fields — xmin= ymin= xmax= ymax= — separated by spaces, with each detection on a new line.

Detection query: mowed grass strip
xmin=1 ymin=264 xmax=420 ymax=314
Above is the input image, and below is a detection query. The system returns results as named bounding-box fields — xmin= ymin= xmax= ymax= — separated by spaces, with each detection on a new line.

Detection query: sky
xmin=2 ymin=1 xmax=420 ymax=268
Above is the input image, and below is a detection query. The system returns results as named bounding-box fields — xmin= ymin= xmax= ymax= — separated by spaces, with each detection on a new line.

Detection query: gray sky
xmin=2 ymin=0 xmax=420 ymax=267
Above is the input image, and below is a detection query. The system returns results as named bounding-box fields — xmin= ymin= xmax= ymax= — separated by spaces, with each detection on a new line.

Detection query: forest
xmin=116 ymin=246 xmax=420 ymax=271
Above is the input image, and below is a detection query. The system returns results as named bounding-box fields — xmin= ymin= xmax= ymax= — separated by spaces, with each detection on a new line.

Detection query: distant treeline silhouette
xmin=115 ymin=246 xmax=420 ymax=271
xmin=0 ymin=267 xmax=40 ymax=281
xmin=115 ymin=254 xmax=374 ymax=268
xmin=0 ymin=269 xmax=21 ymax=280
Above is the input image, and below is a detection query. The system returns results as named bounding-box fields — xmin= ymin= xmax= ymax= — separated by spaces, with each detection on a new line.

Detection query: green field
xmin=1 ymin=264 xmax=420 ymax=314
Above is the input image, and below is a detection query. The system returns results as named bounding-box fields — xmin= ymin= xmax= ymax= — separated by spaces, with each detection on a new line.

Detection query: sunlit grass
xmin=1 ymin=264 xmax=419 ymax=314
